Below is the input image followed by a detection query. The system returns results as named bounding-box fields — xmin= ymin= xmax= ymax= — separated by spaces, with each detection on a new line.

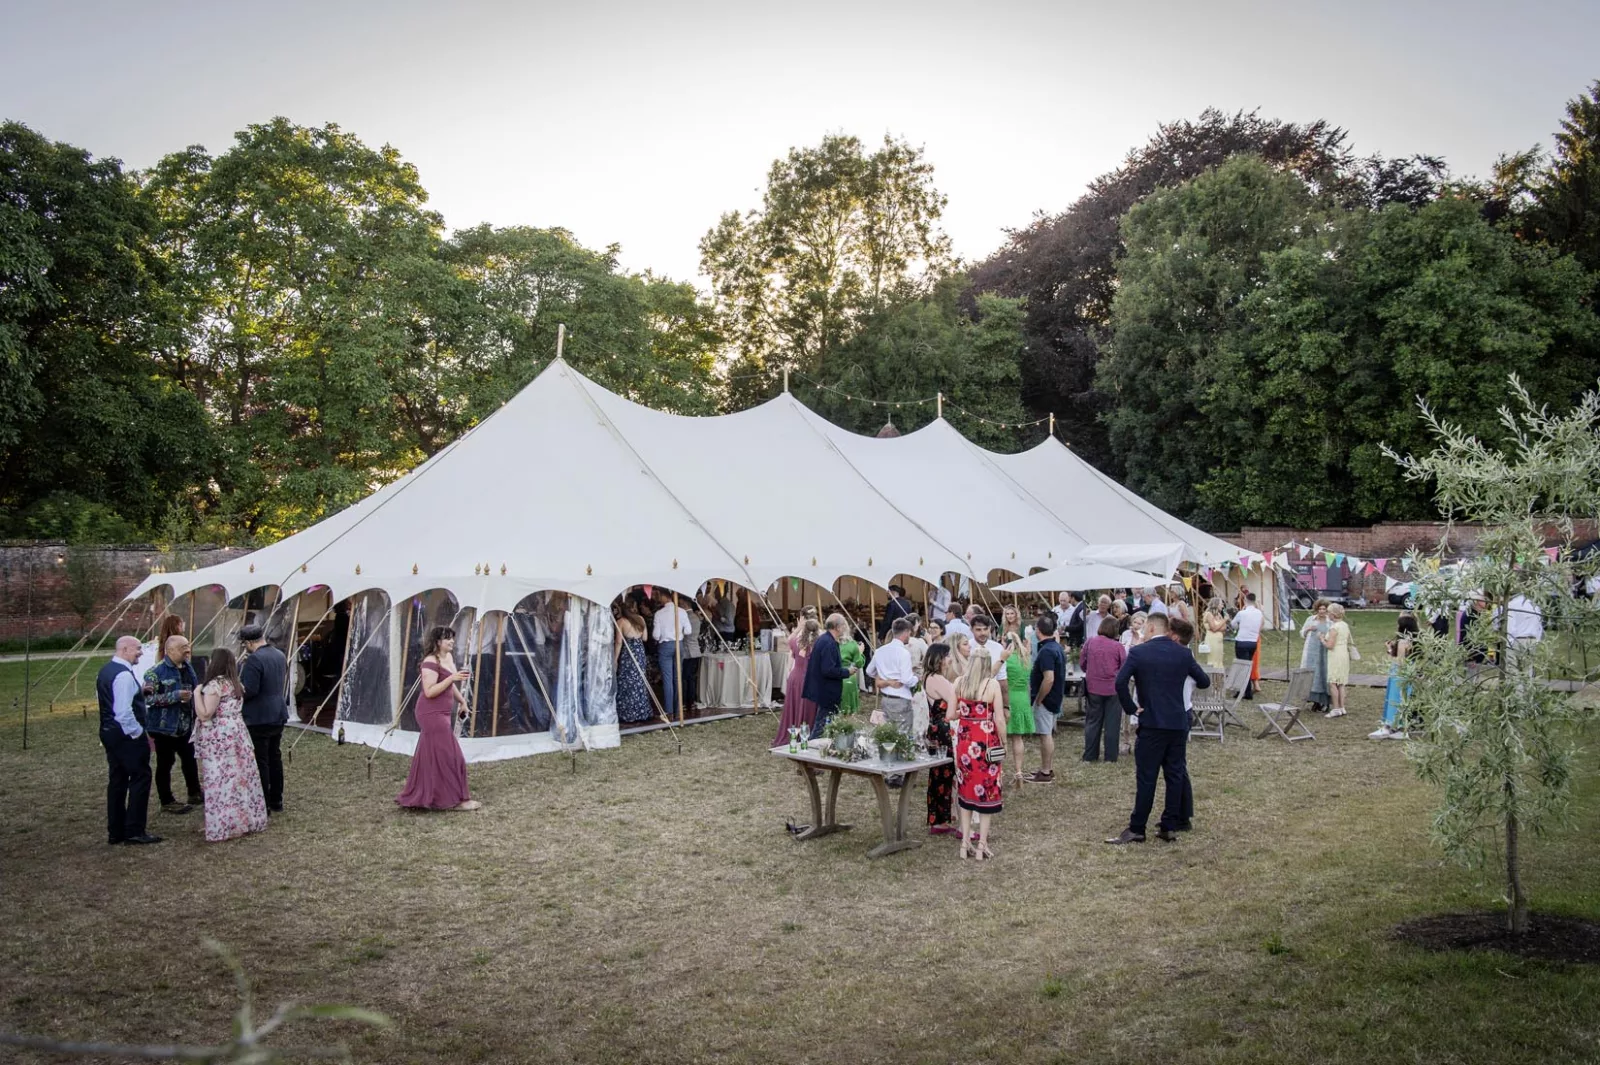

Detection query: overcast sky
xmin=4 ymin=0 xmax=1597 ymax=282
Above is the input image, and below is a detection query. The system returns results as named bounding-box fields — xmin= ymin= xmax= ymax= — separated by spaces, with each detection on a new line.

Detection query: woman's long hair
xmin=957 ymin=645 xmax=996 ymax=702
xmin=423 ymin=625 xmax=456 ymax=657
xmin=797 ymin=618 xmax=821 ymax=654
xmin=1000 ymin=605 xmax=1030 ymax=664
xmin=204 ymin=646 xmax=241 ymax=692
xmin=157 ymin=614 xmax=184 ymax=649
xmin=922 ymin=642 xmax=952 ymax=686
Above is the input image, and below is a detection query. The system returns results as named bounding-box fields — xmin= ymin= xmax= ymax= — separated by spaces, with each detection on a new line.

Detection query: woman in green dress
xmin=838 ymin=629 xmax=867 ymax=715
xmin=1001 ymin=605 xmax=1036 ymax=786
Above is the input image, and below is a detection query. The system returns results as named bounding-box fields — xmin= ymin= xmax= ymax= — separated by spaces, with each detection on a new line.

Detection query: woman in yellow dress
xmin=1201 ymin=599 xmax=1229 ymax=671
xmin=1321 ymin=603 xmax=1353 ymax=718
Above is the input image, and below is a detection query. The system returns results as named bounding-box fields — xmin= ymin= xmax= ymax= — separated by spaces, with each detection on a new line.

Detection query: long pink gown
xmin=396 ymin=661 xmax=471 ymax=810
xmin=772 ymin=634 xmax=817 ymax=746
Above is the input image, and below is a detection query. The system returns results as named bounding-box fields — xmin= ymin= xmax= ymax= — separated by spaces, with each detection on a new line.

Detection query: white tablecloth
xmin=697 ymin=651 xmax=775 ymax=709
xmin=769 ymin=646 xmax=793 ymax=692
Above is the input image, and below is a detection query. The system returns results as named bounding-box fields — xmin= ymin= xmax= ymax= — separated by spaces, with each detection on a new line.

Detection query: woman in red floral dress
xmin=954 ymin=651 xmax=1007 ymax=860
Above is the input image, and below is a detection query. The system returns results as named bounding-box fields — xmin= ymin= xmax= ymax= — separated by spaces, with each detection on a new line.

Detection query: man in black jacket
xmin=805 ymin=614 xmax=859 ymax=740
xmin=877 ymin=585 xmax=915 ymax=641
xmin=1105 ymin=614 xmax=1211 ymax=844
xmin=239 ymin=624 xmax=290 ymax=813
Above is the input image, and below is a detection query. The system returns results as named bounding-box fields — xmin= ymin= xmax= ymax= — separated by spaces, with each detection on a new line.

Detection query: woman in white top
xmin=906 ymin=614 xmax=929 ymax=682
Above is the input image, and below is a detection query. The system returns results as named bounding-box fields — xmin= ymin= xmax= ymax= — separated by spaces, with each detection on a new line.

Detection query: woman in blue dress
xmin=1370 ymin=613 xmax=1419 ymax=740
xmin=614 ymin=600 xmax=654 ymax=724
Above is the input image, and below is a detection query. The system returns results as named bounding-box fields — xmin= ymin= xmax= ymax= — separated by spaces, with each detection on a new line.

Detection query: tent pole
xmin=688 ymin=592 xmax=769 ymax=715
xmin=469 ymin=610 xmax=486 ymax=737
xmin=922 ymin=581 xmax=930 ymax=626
xmin=674 ymin=597 xmax=684 ymax=724
xmin=490 ymin=614 xmax=505 ymax=737
xmin=747 ymin=593 xmax=759 ymax=711
xmin=869 ymin=585 xmax=877 ymax=652
xmin=399 ymin=601 xmax=414 ymax=729
xmin=334 ymin=596 xmax=357 ymax=727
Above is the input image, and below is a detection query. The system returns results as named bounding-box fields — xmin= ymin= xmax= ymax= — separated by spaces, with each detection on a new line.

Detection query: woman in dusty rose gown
xmin=193 ymin=648 xmax=268 ymax=843
xmin=397 ymin=627 xmax=481 ymax=811
xmin=772 ymin=618 xmax=821 ymax=746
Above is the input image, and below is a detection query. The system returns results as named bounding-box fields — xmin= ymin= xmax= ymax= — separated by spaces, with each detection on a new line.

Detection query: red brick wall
xmin=0 ymin=543 xmax=247 ymax=643
xmin=1213 ymin=522 xmax=1600 ymax=604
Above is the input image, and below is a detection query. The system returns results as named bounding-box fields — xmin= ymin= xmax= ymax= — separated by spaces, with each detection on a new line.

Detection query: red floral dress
xmin=925 ymin=693 xmax=954 ymax=826
xmin=955 ymin=696 xmax=1002 ymax=813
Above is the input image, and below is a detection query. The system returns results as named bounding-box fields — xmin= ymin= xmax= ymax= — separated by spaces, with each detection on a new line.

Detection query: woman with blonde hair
xmin=948 ymin=631 xmax=972 ymax=678
xmin=953 ymin=650 xmax=1006 ymax=860
xmin=1200 ymin=599 xmax=1228 ymax=670
xmin=1321 ymin=603 xmax=1354 ymax=718
xmin=774 ymin=618 xmax=822 ymax=745
xmin=999 ymin=604 xmax=1034 ymax=784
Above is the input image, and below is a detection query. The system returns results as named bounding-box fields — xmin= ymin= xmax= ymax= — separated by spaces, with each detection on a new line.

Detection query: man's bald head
xmin=164 ymin=635 xmax=191 ymax=661
xmin=114 ymin=635 xmax=141 ymax=663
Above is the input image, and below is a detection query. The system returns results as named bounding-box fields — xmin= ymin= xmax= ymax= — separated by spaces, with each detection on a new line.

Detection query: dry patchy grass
xmin=1 ymin=662 xmax=1598 ymax=1064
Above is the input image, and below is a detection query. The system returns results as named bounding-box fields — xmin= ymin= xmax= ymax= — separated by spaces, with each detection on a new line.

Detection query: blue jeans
xmin=810 ymin=703 xmax=839 ymax=741
xmin=657 ymin=641 xmax=680 ymax=718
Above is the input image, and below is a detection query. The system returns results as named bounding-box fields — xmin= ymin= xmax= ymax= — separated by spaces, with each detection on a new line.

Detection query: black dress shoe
xmin=107 ymin=838 xmax=124 ymax=846
xmin=1104 ymin=829 xmax=1146 ymax=845
xmin=162 ymin=802 xmax=193 ymax=815
xmin=1156 ymin=827 xmax=1179 ymax=842
xmin=1175 ymin=821 xmax=1193 ymax=832
xmin=124 ymin=834 xmax=165 ymax=845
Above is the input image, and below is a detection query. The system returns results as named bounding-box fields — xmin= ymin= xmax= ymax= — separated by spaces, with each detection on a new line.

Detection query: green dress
xmin=1005 ymin=649 xmax=1037 ymax=735
xmin=839 ymin=640 xmax=866 ymax=714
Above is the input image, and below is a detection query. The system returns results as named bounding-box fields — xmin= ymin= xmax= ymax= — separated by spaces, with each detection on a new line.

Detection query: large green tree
xmin=0 ymin=121 xmax=214 ymax=538
xmin=700 ymin=133 xmax=952 ymax=406
xmin=968 ymin=109 xmax=1446 ymax=470
xmin=805 ymin=277 xmax=1031 ymax=450
xmin=1100 ymin=155 xmax=1597 ymax=529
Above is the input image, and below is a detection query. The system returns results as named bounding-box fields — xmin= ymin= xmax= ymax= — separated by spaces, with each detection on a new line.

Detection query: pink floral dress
xmin=193 ymin=679 xmax=269 ymax=842
xmin=955 ymin=696 xmax=1003 ymax=814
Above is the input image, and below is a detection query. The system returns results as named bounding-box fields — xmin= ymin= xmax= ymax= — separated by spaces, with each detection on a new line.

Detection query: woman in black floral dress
xmin=921 ymin=643 xmax=959 ymax=835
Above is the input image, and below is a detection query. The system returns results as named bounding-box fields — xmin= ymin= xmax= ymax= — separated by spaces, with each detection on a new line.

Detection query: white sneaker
xmin=1325 ymin=708 xmax=1347 ymax=718
xmin=1368 ymin=726 xmax=1392 ymax=739
xmin=1386 ymin=730 xmax=1408 ymax=740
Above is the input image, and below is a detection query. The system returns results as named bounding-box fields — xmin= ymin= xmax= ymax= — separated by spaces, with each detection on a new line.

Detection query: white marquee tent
xmin=125 ymin=359 xmax=1258 ymax=762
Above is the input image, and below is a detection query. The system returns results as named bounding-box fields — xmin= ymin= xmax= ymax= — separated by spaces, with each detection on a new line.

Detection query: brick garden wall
xmin=1215 ymin=522 xmax=1600 ymax=603
xmin=0 ymin=543 xmax=248 ymax=643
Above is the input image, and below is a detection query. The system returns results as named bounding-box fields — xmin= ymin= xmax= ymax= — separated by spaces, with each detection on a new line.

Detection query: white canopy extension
xmin=993 ymin=561 xmax=1177 ymax=595
xmin=1074 ymin=543 xmax=1187 ymax=581
xmin=992 ymin=438 xmax=1258 ymax=568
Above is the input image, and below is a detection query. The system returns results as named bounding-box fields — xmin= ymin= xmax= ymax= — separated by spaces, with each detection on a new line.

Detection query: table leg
xmin=794 ymin=765 xmax=850 ymax=841
xmin=867 ymin=770 xmax=922 ymax=859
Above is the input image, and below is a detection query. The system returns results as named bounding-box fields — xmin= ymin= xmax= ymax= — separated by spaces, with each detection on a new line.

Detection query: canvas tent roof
xmin=127 ymin=360 xmax=1247 ymax=612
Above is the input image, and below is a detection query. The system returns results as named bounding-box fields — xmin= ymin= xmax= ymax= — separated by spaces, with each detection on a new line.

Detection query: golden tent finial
xmin=355 ymin=564 xmax=361 ymax=576
xmin=412 ymin=563 xmax=419 ymax=575
xmin=500 ymin=563 xmax=507 ymax=576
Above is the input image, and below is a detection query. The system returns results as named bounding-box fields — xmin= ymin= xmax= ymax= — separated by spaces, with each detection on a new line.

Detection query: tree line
xmin=3 ymin=84 xmax=1598 ymax=544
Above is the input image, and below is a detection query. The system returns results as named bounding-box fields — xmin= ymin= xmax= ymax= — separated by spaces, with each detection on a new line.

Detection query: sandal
xmin=451 ymin=800 xmax=483 ymax=811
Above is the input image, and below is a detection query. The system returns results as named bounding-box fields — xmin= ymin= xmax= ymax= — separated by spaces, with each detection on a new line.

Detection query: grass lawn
xmin=1 ymin=659 xmax=1598 ymax=1063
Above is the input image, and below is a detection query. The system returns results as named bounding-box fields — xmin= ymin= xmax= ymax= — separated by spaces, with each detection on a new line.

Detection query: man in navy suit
xmin=1105 ymin=613 xmax=1210 ymax=844
xmin=805 ymin=613 xmax=859 ymax=739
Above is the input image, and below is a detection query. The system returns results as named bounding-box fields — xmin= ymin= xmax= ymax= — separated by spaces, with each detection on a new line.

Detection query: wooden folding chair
xmin=1189 ymin=668 xmax=1228 ymax=743
xmin=1217 ymin=661 xmax=1253 ymax=732
xmin=1257 ymin=667 xmax=1316 ymax=742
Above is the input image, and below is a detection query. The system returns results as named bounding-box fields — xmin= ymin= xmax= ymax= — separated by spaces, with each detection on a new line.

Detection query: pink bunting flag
xmin=1264 ymin=550 xmax=1275 ymax=566
xmin=1545 ymin=546 xmax=1559 ymax=561
xmin=1374 ymin=557 xmax=1388 ymax=572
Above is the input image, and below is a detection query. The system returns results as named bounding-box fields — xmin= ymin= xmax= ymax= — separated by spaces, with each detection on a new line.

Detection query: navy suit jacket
xmin=1114 ymin=637 xmax=1211 ymax=731
xmin=802 ymin=631 xmax=852 ymax=707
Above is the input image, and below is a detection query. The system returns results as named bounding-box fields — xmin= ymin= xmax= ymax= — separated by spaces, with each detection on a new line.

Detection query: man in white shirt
xmin=1085 ymin=594 xmax=1113 ymax=642
xmin=1147 ymin=590 xmax=1169 ymax=617
xmin=943 ymin=604 xmax=972 ymax=642
xmin=969 ymin=614 xmax=1006 ymax=668
xmin=867 ymin=619 xmax=919 ymax=732
xmin=1232 ymin=592 xmax=1264 ymax=699
xmin=1499 ymin=593 xmax=1544 ymax=672
xmin=97 ymin=635 xmax=162 ymax=846
xmin=651 ymin=589 xmax=694 ymax=718
xmin=930 ymin=584 xmax=952 ymax=622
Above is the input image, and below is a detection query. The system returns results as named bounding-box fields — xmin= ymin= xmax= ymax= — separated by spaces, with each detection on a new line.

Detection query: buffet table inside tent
xmin=696 ymin=651 xmax=775 ymax=709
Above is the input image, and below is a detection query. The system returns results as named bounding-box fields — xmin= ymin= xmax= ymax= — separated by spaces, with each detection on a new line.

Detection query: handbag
xmin=1197 ymin=641 xmax=1211 ymax=655
xmin=985 ymin=744 xmax=1006 ymax=765
xmin=1350 ymin=643 xmax=1362 ymax=662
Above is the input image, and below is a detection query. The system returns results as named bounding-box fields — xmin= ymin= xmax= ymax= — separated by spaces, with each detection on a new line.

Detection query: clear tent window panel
xmin=337 ymin=590 xmax=394 ymax=727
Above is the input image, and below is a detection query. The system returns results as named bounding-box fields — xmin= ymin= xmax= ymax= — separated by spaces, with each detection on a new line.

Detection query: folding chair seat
xmin=1190 ymin=668 xmax=1227 ymax=742
xmin=1257 ymin=667 xmax=1315 ymax=742
xmin=1217 ymin=661 xmax=1253 ymax=731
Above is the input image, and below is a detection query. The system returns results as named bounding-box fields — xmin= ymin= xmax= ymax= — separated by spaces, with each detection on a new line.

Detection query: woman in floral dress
xmin=921 ymin=643 xmax=959 ymax=835
xmin=954 ymin=652 xmax=1006 ymax=861
xmin=192 ymin=649 xmax=268 ymax=843
xmin=614 ymin=600 xmax=653 ymax=724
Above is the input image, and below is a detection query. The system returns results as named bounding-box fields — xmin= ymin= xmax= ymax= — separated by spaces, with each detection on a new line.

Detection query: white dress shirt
xmin=1148 ymin=598 xmax=1169 ymax=617
xmin=943 ymin=616 xmax=972 ymax=641
xmin=1234 ymin=606 xmax=1264 ymax=643
xmin=970 ymin=637 xmax=1005 ymax=666
xmin=652 ymin=604 xmax=692 ymax=643
xmin=867 ymin=638 xmax=918 ymax=696
xmin=1502 ymin=595 xmax=1544 ymax=641
xmin=108 ymin=657 xmax=144 ymax=738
